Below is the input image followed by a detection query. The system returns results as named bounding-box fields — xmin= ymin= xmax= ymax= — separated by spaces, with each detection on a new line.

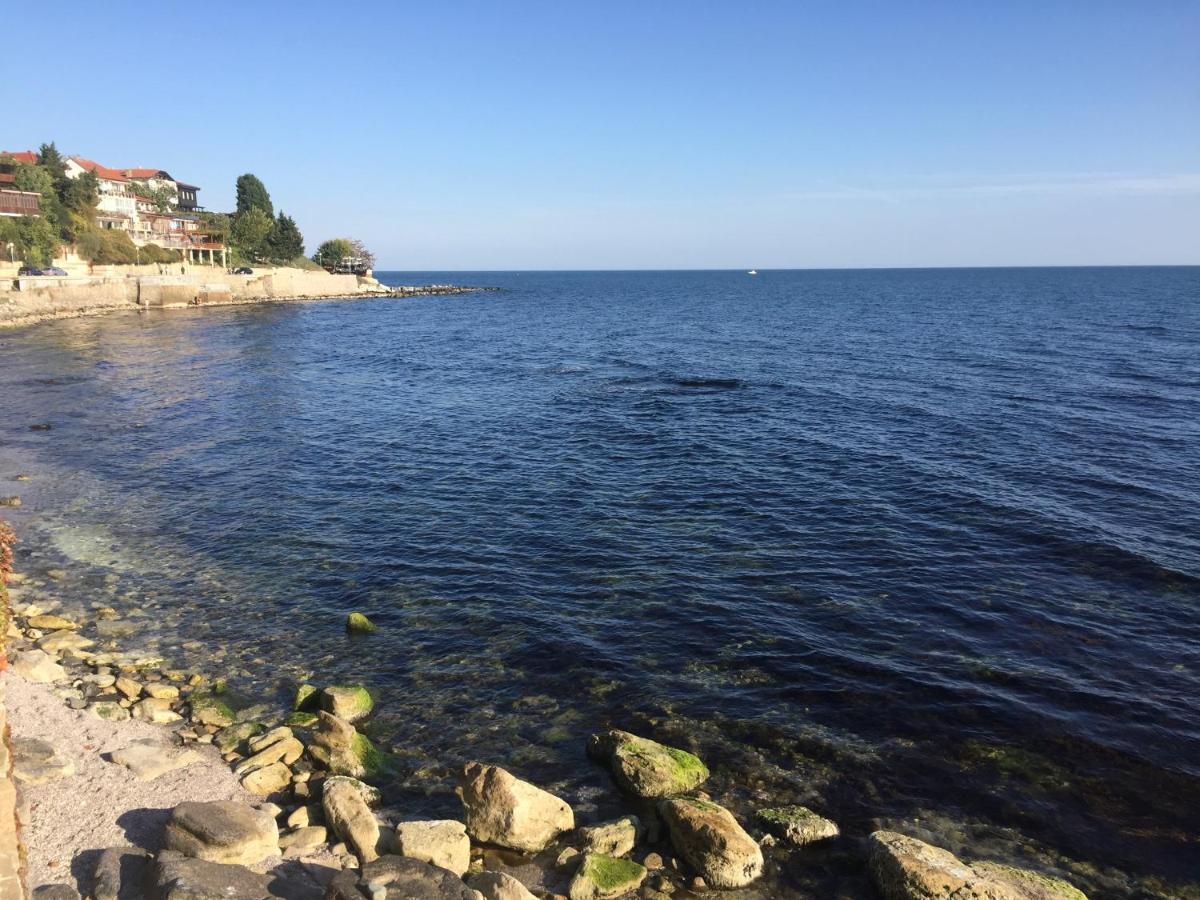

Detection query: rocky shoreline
xmin=0 ymin=547 xmax=1093 ymax=900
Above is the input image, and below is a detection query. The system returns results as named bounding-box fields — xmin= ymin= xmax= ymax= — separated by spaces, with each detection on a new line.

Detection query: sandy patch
xmin=4 ymin=671 xmax=262 ymax=893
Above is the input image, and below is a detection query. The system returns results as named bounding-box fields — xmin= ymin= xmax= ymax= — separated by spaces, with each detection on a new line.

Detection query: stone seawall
xmin=0 ymin=269 xmax=485 ymax=328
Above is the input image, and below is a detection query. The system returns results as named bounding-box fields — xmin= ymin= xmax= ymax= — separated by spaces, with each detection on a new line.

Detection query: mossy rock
xmin=310 ymin=729 xmax=388 ymax=780
xmin=285 ymin=711 xmax=319 ymax=728
xmin=587 ymin=729 xmax=709 ymax=798
xmin=190 ymin=692 xmax=235 ymax=727
xmin=568 ymin=852 xmax=647 ymax=900
xmin=756 ymin=805 xmax=839 ymax=846
xmin=974 ymin=862 xmax=1089 ymax=900
xmin=320 ymin=685 xmax=373 ymax=723
xmin=213 ymin=721 xmax=266 ymax=753
xmin=293 ymin=683 xmax=318 ymax=711
xmin=346 ymin=612 xmax=377 ymax=633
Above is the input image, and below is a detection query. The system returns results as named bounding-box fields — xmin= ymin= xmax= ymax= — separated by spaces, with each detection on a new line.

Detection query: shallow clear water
xmin=1 ymin=268 xmax=1198 ymax=896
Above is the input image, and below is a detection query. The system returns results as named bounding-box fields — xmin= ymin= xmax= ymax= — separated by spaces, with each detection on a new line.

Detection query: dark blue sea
xmin=1 ymin=267 xmax=1198 ymax=897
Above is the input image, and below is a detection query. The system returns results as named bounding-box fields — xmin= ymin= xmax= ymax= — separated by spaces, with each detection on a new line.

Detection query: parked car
xmin=17 ymin=266 xmax=44 ymax=276
xmin=233 ymin=267 xmax=254 ymax=275
xmin=42 ymin=267 xmax=68 ymax=276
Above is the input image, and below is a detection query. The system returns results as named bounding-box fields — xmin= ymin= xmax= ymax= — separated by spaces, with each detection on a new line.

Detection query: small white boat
xmin=747 ymin=269 xmax=758 ymax=275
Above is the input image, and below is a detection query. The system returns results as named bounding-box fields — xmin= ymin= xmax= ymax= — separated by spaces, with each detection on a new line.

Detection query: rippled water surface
xmin=2 ymin=268 xmax=1198 ymax=896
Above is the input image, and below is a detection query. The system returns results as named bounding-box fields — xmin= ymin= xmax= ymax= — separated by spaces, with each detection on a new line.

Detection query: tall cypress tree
xmin=266 ymin=212 xmax=304 ymax=263
xmin=235 ymin=174 xmax=273 ymax=218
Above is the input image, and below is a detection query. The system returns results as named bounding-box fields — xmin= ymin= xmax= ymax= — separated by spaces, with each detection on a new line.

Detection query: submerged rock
xmin=459 ymin=762 xmax=574 ymax=853
xmin=578 ymin=815 xmax=642 ymax=857
xmin=658 ymin=798 xmax=763 ymax=889
xmin=27 ymin=614 xmax=77 ymax=631
xmin=36 ymin=631 xmax=93 ymax=653
xmin=321 ymin=685 xmax=374 ymax=722
xmin=346 ymin=612 xmax=377 ymax=633
xmin=568 ymin=853 xmax=648 ymax=900
xmin=867 ymin=831 xmax=1087 ymax=900
xmin=587 ymin=730 xmax=708 ymax=798
xmin=393 ymin=819 xmax=471 ymax=876
xmin=755 ymin=805 xmax=839 ymax=846
xmin=162 ymin=800 xmax=279 ymax=866
xmin=323 ymin=775 xmax=383 ymax=863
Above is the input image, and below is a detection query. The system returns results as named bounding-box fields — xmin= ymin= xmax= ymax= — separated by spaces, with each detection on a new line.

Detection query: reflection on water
xmin=2 ymin=267 xmax=1199 ymax=896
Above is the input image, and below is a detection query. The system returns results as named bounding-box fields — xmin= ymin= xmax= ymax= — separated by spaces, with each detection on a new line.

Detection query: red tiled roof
xmin=120 ymin=167 xmax=172 ymax=180
xmin=69 ymin=156 xmax=130 ymax=182
xmin=0 ymin=151 xmax=38 ymax=165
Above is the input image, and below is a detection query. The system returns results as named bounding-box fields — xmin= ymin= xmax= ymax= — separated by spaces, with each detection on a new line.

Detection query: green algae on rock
xmin=320 ymin=685 xmax=373 ymax=722
xmin=587 ymin=729 xmax=709 ymax=798
xmin=756 ymin=805 xmax=839 ymax=847
xmin=346 ymin=612 xmax=377 ymax=633
xmin=293 ymin=683 xmax=318 ymax=711
xmin=284 ymin=711 xmax=319 ymax=728
xmin=190 ymin=692 xmax=236 ymax=728
xmin=569 ymin=853 xmax=647 ymax=900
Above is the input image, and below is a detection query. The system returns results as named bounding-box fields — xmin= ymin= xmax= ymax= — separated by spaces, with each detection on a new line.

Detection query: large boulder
xmin=658 ymin=798 xmax=762 ymax=889
xmin=459 ymin=762 xmax=574 ymax=853
xmin=152 ymin=850 xmax=273 ymax=899
xmin=162 ymin=800 xmax=279 ymax=866
xmin=324 ymin=855 xmax=481 ymax=899
xmin=586 ymin=731 xmax=708 ymax=798
xmin=467 ymin=871 xmax=538 ymax=900
xmin=323 ymin=775 xmax=382 ymax=863
xmin=568 ymin=853 xmax=647 ymax=900
xmin=755 ymin=805 xmax=839 ymax=847
xmin=393 ymin=820 xmax=471 ymax=876
xmin=867 ymin=832 xmax=1087 ymax=900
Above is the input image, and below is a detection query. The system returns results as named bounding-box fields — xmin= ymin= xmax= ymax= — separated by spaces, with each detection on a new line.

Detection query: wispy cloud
xmin=786 ymin=173 xmax=1200 ymax=203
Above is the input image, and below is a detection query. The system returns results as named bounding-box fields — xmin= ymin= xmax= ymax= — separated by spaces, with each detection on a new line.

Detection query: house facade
xmin=119 ymin=168 xmax=202 ymax=212
xmin=0 ymin=152 xmax=42 ymax=217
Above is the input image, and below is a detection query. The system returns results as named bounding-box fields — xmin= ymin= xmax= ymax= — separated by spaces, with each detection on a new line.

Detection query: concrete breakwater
xmin=0 ymin=267 xmax=489 ymax=329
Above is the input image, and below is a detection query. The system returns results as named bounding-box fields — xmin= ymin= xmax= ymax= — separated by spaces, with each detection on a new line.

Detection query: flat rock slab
xmin=11 ymin=650 xmax=66 ymax=684
xmin=107 ymin=739 xmax=203 ymax=781
xmin=326 ymin=855 xmax=482 ymax=899
xmin=13 ymin=737 xmax=75 ymax=785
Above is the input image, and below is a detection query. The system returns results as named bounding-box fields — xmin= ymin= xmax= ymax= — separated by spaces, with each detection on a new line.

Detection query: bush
xmin=77 ymin=228 xmax=139 ymax=265
xmin=138 ymin=243 xmax=182 ymax=264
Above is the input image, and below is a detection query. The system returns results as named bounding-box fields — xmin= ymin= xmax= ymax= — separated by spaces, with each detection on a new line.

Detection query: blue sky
xmin=4 ymin=1 xmax=1197 ymax=269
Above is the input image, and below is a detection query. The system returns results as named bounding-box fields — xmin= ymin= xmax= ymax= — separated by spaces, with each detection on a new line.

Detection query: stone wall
xmin=1 ymin=267 xmax=367 ymax=325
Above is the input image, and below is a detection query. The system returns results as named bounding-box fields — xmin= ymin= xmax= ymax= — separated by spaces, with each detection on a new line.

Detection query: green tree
xmin=235 ymin=174 xmax=273 ymax=217
xmin=231 ymin=206 xmax=273 ymax=260
xmin=265 ymin=211 xmax=304 ymax=263
xmin=312 ymin=238 xmax=354 ymax=271
xmin=36 ymin=142 xmax=68 ymax=193
xmin=0 ymin=215 xmax=60 ymax=266
xmin=61 ymin=170 xmax=99 ymax=217
xmin=140 ymin=183 xmax=176 ymax=214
